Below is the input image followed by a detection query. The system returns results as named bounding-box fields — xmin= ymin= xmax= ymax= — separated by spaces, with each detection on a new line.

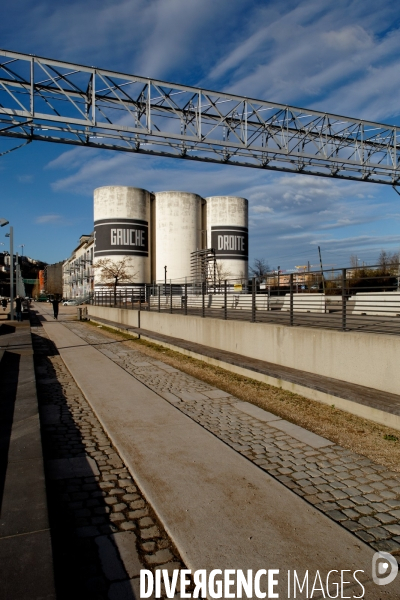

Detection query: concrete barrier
xmin=347 ymin=291 xmax=400 ymax=317
xmin=149 ymin=293 xmax=283 ymax=311
xmin=281 ymin=293 xmax=326 ymax=313
xmin=150 ymin=294 xmax=226 ymax=310
xmin=88 ymin=305 xmax=400 ymax=396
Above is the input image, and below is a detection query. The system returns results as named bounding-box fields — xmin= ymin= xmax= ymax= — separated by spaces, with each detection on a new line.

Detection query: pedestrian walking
xmin=1 ymin=297 xmax=7 ymax=311
xmin=15 ymin=295 xmax=23 ymax=322
xmin=51 ymin=296 xmax=60 ymax=320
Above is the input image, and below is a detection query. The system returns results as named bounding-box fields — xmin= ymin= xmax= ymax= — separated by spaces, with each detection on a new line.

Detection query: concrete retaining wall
xmin=88 ymin=305 xmax=400 ymax=395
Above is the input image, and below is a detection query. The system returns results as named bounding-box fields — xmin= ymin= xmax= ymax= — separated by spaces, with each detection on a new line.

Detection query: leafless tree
xmin=249 ymin=258 xmax=270 ymax=279
xmin=93 ymin=257 xmax=137 ymax=305
xmin=349 ymin=254 xmax=359 ymax=269
xmin=378 ymin=250 xmax=399 ymax=272
xmin=215 ymin=260 xmax=232 ymax=287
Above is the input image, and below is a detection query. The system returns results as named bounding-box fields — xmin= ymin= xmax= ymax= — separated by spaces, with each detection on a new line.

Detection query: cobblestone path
xmin=66 ymin=322 xmax=400 ymax=561
xmin=31 ymin=321 xmax=186 ymax=600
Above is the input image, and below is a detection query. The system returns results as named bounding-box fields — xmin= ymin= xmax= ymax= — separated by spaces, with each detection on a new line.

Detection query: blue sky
xmin=1 ymin=0 xmax=400 ymax=271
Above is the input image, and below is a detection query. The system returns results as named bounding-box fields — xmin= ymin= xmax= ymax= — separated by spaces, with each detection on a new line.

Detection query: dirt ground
xmin=85 ymin=321 xmax=400 ymax=473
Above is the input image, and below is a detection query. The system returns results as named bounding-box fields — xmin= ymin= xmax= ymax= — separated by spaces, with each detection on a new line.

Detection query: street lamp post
xmin=0 ymin=219 xmax=13 ymax=320
xmin=6 ymin=228 xmax=14 ymax=321
xmin=277 ymin=265 xmax=280 ymax=296
xmin=0 ymin=239 xmax=4 ymax=298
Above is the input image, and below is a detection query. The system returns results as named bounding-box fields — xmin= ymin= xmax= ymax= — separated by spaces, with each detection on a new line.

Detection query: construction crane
xmin=0 ymin=49 xmax=400 ymax=186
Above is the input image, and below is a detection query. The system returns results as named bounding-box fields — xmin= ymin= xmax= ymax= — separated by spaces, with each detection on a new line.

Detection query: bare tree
xmin=93 ymin=257 xmax=137 ymax=305
xmin=349 ymin=254 xmax=359 ymax=269
xmin=215 ymin=260 xmax=232 ymax=287
xmin=378 ymin=250 xmax=399 ymax=272
xmin=249 ymin=258 xmax=270 ymax=279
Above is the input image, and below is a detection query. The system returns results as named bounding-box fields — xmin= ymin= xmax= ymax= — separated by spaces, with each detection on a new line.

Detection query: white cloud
xmin=46 ymin=147 xmax=94 ymax=171
xmin=18 ymin=174 xmax=33 ymax=183
xmin=324 ymin=25 xmax=373 ymax=52
xmin=251 ymin=205 xmax=274 ymax=214
xmin=35 ymin=214 xmax=64 ymax=224
xmin=206 ymin=1 xmax=400 ymax=122
xmin=312 ymin=234 xmax=400 ymax=248
xmin=1 ymin=0 xmax=234 ymax=82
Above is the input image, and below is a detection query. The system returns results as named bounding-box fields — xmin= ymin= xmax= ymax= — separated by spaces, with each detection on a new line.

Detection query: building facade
xmin=44 ymin=261 xmax=64 ymax=296
xmin=63 ymin=234 xmax=94 ymax=300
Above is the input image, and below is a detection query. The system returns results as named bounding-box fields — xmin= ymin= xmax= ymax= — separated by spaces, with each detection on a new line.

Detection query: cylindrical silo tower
xmin=206 ymin=196 xmax=248 ymax=282
xmin=93 ymin=186 xmax=151 ymax=287
xmin=153 ymin=191 xmax=203 ymax=282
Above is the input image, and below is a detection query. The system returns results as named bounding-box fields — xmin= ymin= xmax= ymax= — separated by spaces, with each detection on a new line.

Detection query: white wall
xmin=154 ymin=191 xmax=202 ymax=281
xmin=206 ymin=196 xmax=248 ymax=281
xmin=94 ymin=186 xmax=151 ymax=284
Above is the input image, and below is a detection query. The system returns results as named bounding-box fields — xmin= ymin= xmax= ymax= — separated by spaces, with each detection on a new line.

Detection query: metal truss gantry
xmin=1 ymin=48 xmax=400 ymax=185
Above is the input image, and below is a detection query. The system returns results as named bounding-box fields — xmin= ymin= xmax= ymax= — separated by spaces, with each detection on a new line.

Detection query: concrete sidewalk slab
xmin=0 ymin=530 xmax=55 ymax=600
xmin=269 ymin=419 xmax=334 ymax=449
xmin=0 ymin=323 xmax=55 ymax=600
xmin=41 ymin=320 xmax=397 ymax=597
xmin=232 ymin=402 xmax=333 ymax=448
xmin=233 ymin=401 xmax=282 ymax=422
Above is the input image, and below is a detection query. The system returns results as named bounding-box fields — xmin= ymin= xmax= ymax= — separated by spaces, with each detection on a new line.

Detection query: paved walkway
xmin=0 ymin=321 xmax=55 ymax=600
xmin=63 ymin=320 xmax=400 ymax=549
xmin=33 ymin=305 xmax=400 ymax=597
xmin=89 ymin=314 xmax=400 ymax=423
xmin=31 ymin=311 xmax=185 ymax=600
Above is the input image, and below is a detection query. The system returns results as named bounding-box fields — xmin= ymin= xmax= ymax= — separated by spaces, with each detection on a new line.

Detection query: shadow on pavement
xmin=30 ymin=313 xmax=135 ymax=600
xmin=0 ymin=351 xmax=20 ymax=514
xmin=0 ymin=324 xmax=16 ymax=336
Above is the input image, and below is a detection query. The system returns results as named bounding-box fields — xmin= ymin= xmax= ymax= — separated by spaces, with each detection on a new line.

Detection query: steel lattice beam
xmin=0 ymin=48 xmax=399 ymax=185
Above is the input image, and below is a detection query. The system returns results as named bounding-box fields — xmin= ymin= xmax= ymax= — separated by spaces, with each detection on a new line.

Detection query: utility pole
xmin=0 ymin=219 xmax=12 ymax=318
xmin=318 ymin=245 xmax=326 ymax=297
xmin=164 ymin=265 xmax=167 ymax=296
xmin=398 ymin=249 xmax=400 ymax=291
xmin=6 ymin=227 xmax=14 ymax=320
xmin=277 ymin=266 xmax=280 ymax=296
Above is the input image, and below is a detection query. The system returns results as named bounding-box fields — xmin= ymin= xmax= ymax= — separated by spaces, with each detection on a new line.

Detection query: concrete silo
xmin=153 ymin=191 xmax=203 ymax=282
xmin=206 ymin=196 xmax=248 ymax=282
xmin=93 ymin=186 xmax=151 ymax=286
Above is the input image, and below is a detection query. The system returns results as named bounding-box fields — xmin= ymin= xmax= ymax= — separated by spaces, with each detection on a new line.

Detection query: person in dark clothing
xmin=1 ymin=298 xmax=7 ymax=311
xmin=15 ymin=295 xmax=22 ymax=322
xmin=52 ymin=297 xmax=60 ymax=319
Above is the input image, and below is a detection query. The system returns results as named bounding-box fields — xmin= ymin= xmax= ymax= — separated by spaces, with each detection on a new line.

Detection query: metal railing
xmin=90 ymin=264 xmax=400 ymax=336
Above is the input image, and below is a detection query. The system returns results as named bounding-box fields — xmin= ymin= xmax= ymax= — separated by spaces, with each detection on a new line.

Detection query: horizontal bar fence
xmin=89 ymin=263 xmax=400 ymax=336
